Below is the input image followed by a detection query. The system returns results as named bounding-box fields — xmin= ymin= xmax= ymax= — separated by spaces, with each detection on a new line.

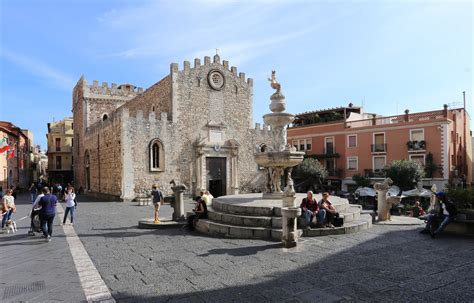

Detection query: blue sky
xmin=0 ymin=0 xmax=472 ymax=149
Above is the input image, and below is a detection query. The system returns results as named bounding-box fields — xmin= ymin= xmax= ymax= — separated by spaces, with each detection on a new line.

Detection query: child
xmin=151 ymin=185 xmax=164 ymax=223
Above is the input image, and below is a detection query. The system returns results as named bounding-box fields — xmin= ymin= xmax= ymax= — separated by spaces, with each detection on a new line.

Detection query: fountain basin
xmin=254 ymin=150 xmax=305 ymax=168
xmin=263 ymin=112 xmax=295 ymax=128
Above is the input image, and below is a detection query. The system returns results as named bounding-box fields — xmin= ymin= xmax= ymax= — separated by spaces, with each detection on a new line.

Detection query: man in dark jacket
xmin=420 ymin=192 xmax=457 ymax=238
xmin=38 ymin=187 xmax=58 ymax=242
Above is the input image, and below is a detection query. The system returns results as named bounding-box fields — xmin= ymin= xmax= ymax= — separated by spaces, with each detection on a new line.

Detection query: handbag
xmin=334 ymin=217 xmax=344 ymax=227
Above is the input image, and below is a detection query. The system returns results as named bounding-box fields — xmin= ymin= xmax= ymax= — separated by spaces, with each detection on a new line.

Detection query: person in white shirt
xmin=1 ymin=189 xmax=16 ymax=229
xmin=63 ymin=187 xmax=76 ymax=225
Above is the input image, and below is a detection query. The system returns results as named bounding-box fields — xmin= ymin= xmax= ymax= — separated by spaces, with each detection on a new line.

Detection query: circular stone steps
xmin=194 ymin=193 xmax=372 ymax=240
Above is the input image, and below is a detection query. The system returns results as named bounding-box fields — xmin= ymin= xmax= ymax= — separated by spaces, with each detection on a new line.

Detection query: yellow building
xmin=47 ymin=117 xmax=74 ymax=185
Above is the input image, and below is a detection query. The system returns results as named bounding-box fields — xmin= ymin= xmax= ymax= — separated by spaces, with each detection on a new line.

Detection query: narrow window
xmin=55 ymin=138 xmax=61 ymax=152
xmin=152 ymin=143 xmax=160 ymax=168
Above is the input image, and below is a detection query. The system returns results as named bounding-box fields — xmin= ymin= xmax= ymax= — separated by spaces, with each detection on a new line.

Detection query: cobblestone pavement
xmin=0 ymin=194 xmax=86 ymax=303
xmin=71 ymin=196 xmax=474 ymax=303
xmin=2 ymin=194 xmax=473 ymax=302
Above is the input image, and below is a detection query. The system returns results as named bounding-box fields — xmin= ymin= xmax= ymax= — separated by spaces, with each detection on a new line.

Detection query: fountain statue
xmin=254 ymin=71 xmax=305 ymax=247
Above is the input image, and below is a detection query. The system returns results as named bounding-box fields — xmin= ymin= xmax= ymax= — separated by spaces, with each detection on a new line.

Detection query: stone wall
xmin=73 ymin=56 xmax=274 ymax=200
xmin=73 ymin=77 xmax=140 ymax=192
xmin=83 ymin=110 xmax=123 ymax=197
xmin=121 ymin=76 xmax=171 ymax=119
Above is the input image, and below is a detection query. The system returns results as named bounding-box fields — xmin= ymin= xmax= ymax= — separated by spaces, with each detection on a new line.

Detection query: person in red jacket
xmin=300 ymin=191 xmax=324 ymax=228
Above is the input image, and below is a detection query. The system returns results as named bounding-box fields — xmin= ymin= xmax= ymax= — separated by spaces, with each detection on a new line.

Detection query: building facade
xmin=46 ymin=117 xmax=74 ymax=185
xmin=0 ymin=121 xmax=34 ymax=190
xmin=72 ymin=55 xmax=271 ymax=200
xmin=288 ymin=104 xmax=473 ymax=191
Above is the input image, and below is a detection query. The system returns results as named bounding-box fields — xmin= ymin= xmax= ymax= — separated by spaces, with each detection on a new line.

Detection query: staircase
xmin=194 ymin=193 xmax=372 ymax=240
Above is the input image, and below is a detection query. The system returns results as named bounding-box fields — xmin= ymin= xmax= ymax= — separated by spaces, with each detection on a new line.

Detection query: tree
xmin=352 ymin=174 xmax=371 ymax=188
xmin=293 ymin=158 xmax=328 ymax=191
xmin=383 ymin=159 xmax=424 ymax=191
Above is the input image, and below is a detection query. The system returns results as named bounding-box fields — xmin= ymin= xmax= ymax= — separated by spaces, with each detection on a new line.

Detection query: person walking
xmin=29 ymin=183 xmax=38 ymax=204
xmin=63 ymin=187 xmax=76 ymax=225
xmin=1 ymin=189 xmax=16 ymax=230
xmin=38 ymin=187 xmax=58 ymax=242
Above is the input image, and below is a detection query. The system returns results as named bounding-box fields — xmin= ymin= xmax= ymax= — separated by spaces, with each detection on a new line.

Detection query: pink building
xmin=287 ymin=104 xmax=472 ymax=192
xmin=0 ymin=121 xmax=32 ymax=190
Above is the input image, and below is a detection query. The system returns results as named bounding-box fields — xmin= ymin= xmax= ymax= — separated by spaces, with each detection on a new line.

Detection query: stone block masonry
xmin=73 ymin=55 xmax=273 ymax=200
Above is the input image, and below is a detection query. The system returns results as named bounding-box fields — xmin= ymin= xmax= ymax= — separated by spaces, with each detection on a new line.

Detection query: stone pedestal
xmin=281 ymin=207 xmax=300 ymax=248
xmin=171 ymin=185 xmax=186 ymax=221
xmin=376 ymin=189 xmax=389 ymax=221
xmin=282 ymin=195 xmax=296 ymax=208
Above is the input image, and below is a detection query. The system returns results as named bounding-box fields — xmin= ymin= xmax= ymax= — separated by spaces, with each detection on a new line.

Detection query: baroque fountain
xmin=254 ymin=71 xmax=305 ymax=247
xmin=194 ymin=71 xmax=372 ymax=244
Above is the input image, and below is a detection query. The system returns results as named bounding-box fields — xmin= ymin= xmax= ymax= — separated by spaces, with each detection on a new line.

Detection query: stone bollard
xmin=281 ymin=207 xmax=300 ymax=248
xmin=376 ymin=188 xmax=389 ymax=221
xmin=171 ymin=185 xmax=186 ymax=221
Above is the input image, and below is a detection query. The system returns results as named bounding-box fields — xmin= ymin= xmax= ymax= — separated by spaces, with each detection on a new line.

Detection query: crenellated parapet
xmin=82 ymin=78 xmax=144 ymax=100
xmin=169 ymin=55 xmax=254 ymax=87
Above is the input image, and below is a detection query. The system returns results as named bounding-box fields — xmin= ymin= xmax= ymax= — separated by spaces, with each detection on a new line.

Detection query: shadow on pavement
xmin=198 ymin=243 xmax=282 ymax=257
xmin=110 ymin=229 xmax=474 ymax=303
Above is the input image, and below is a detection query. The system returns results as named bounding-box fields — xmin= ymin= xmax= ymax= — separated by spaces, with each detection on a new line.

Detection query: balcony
xmin=371 ymin=144 xmax=387 ymax=153
xmin=310 ymin=147 xmax=340 ymax=159
xmin=407 ymin=140 xmax=426 ymax=151
xmin=364 ymin=169 xmax=385 ymax=178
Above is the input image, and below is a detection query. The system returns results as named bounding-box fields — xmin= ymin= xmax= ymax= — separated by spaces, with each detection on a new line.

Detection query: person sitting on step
xmin=300 ymin=191 xmax=324 ymax=228
xmin=187 ymin=196 xmax=208 ymax=231
xmin=318 ymin=192 xmax=339 ymax=228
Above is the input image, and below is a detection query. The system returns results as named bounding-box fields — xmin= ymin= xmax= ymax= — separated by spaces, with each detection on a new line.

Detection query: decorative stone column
xmin=374 ymin=178 xmax=392 ymax=221
xmin=281 ymin=172 xmax=300 ymax=248
xmin=171 ymin=185 xmax=186 ymax=221
xmin=428 ymin=184 xmax=437 ymax=212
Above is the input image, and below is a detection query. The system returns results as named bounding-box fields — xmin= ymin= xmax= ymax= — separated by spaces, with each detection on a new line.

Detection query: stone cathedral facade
xmin=72 ymin=55 xmax=271 ymax=201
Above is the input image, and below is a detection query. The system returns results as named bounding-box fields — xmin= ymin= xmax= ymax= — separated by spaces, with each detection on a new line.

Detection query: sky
xmin=0 ymin=0 xmax=472 ymax=150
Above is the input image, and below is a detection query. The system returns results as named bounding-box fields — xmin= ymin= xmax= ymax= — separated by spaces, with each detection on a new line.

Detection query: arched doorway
xmin=84 ymin=151 xmax=90 ymax=191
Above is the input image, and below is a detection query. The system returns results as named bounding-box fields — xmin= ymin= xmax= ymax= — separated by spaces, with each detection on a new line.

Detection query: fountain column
xmin=254 ymin=71 xmax=305 ymax=247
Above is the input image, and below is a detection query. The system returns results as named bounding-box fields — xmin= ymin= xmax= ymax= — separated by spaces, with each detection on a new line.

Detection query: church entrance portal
xmin=206 ymin=157 xmax=226 ymax=197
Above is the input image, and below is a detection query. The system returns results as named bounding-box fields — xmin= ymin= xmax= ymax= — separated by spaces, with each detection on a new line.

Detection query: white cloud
xmin=0 ymin=48 xmax=76 ymax=90
xmin=95 ymin=1 xmax=362 ymax=70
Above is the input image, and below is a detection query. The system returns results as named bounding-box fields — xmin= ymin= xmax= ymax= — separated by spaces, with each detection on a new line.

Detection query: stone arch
xmin=84 ymin=150 xmax=91 ymax=191
xmin=102 ymin=113 xmax=108 ymax=121
xmin=149 ymin=138 xmax=165 ymax=172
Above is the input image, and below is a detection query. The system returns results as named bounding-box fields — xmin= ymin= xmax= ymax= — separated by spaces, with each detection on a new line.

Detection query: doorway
xmin=206 ymin=157 xmax=226 ymax=197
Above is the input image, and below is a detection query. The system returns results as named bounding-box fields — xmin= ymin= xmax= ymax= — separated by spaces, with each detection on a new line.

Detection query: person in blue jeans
xmin=300 ymin=191 xmax=325 ymax=228
xmin=420 ymin=192 xmax=457 ymax=238
xmin=63 ymin=187 xmax=76 ymax=225
xmin=38 ymin=187 xmax=58 ymax=242
xmin=1 ymin=189 xmax=16 ymax=229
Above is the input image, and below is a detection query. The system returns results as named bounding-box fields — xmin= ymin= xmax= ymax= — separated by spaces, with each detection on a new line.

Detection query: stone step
xmin=272 ymin=206 xmax=363 ymax=228
xmin=212 ymin=199 xmax=351 ymax=217
xmin=211 ymin=200 xmax=274 ymax=216
xmin=194 ymin=214 xmax=372 ymax=240
xmin=195 ymin=219 xmax=273 ymax=239
xmin=207 ymin=209 xmax=272 ymax=228
xmin=302 ymin=214 xmax=373 ymax=237
xmin=270 ymin=229 xmax=304 ymax=241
